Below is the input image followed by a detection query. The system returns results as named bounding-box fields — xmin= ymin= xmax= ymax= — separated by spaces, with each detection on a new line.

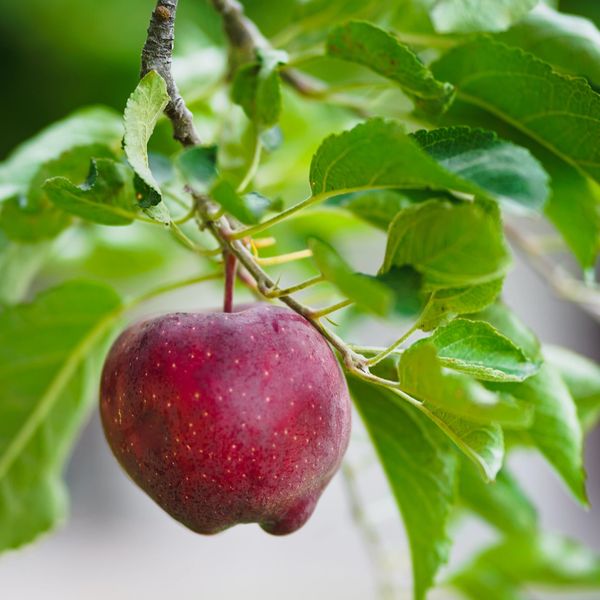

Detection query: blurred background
xmin=1 ymin=1 xmax=599 ymax=598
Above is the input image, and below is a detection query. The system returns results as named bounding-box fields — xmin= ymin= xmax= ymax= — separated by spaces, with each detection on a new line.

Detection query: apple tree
xmin=1 ymin=1 xmax=600 ymax=598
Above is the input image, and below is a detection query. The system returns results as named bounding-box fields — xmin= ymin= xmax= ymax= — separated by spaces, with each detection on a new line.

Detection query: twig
xmin=505 ymin=223 xmax=600 ymax=322
xmin=210 ymin=0 xmax=268 ymax=69
xmin=141 ymin=0 xmax=201 ymax=146
xmin=341 ymin=463 xmax=396 ymax=600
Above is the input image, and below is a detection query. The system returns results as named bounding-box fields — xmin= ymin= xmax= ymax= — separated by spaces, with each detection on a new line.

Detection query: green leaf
xmin=427 ymin=318 xmax=539 ymax=382
xmin=458 ymin=462 xmax=538 ymax=534
xmin=0 ymin=144 xmax=115 ymax=242
xmin=335 ymin=190 xmax=413 ymax=230
xmin=544 ymin=159 xmax=600 ymax=269
xmin=432 ymin=38 xmax=600 ymax=184
xmin=0 ymin=238 xmax=49 ymax=305
xmin=544 ymin=345 xmax=600 ymax=433
xmin=470 ymin=302 xmax=542 ymax=362
xmin=44 ymin=159 xmax=137 ymax=226
xmin=231 ymin=49 xmax=284 ymax=129
xmin=421 ymin=279 xmax=503 ymax=331
xmin=0 ymin=107 xmax=122 ymax=202
xmin=211 ymin=179 xmax=268 ymax=225
xmin=0 ymin=281 xmax=122 ymax=552
xmin=411 ymin=127 xmax=550 ymax=213
xmin=123 ymin=71 xmax=169 ymax=195
xmin=488 ymin=364 xmax=587 ymax=504
xmin=400 ymin=341 xmax=532 ymax=429
xmin=309 ymin=119 xmax=479 ymax=197
xmin=498 ymin=4 xmax=600 ymax=86
xmin=382 ymin=199 xmax=511 ymax=290
xmin=308 ymin=238 xmax=393 ymax=316
xmin=177 ymin=145 xmax=219 ymax=190
xmin=374 ymin=266 xmax=425 ymax=318
xmin=425 ymin=405 xmax=504 ymax=482
xmin=348 ymin=376 xmax=457 ymax=600
xmin=398 ymin=348 xmax=507 ymax=481
xmin=326 ymin=20 xmax=455 ymax=114
xmin=422 ymin=0 xmax=538 ymax=33
xmin=450 ymin=532 xmax=600 ymax=600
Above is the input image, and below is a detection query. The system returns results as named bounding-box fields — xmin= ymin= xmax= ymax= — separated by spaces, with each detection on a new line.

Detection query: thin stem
xmin=366 ymin=296 xmax=434 ymax=367
xmin=260 ymin=274 xmax=325 ymax=298
xmin=169 ymin=222 xmax=221 ymax=256
xmin=349 ymin=345 xmax=404 ymax=358
xmin=237 ymin=131 xmax=262 ymax=193
xmin=256 ymin=249 xmax=313 ymax=266
xmin=232 ymin=187 xmax=375 ymax=240
xmin=286 ymin=46 xmax=325 ymax=68
xmin=505 ymin=223 xmax=600 ymax=322
xmin=223 ymin=252 xmax=238 ymax=313
xmin=313 ymin=299 xmax=354 ymax=318
xmin=341 ymin=463 xmax=396 ymax=600
xmin=252 ymin=236 xmax=277 ymax=249
xmin=172 ymin=204 xmax=198 ymax=225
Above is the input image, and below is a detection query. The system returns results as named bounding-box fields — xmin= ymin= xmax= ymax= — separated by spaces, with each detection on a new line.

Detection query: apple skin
xmin=100 ymin=304 xmax=351 ymax=535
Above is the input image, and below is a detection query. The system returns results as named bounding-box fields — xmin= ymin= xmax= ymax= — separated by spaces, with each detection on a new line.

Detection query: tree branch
xmin=505 ymin=224 xmax=600 ymax=323
xmin=141 ymin=0 xmax=201 ymax=146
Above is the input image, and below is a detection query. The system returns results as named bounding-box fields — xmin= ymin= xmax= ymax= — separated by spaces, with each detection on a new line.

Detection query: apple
xmin=100 ymin=304 xmax=351 ymax=535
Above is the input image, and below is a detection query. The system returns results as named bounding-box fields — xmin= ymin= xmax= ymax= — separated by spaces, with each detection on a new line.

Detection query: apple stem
xmin=223 ymin=252 xmax=238 ymax=313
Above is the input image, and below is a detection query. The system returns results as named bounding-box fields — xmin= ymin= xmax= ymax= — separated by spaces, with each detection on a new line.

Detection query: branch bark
xmin=141 ymin=0 xmax=201 ymax=146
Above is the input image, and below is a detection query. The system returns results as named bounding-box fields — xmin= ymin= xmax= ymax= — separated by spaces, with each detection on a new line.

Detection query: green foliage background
xmin=2 ymin=1 xmax=600 ymax=599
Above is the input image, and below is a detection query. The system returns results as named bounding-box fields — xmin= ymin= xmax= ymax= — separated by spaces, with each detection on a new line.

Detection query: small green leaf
xmin=0 ymin=144 xmax=114 ymax=242
xmin=400 ymin=341 xmax=533 ymax=428
xmin=498 ymin=4 xmax=600 ymax=86
xmin=308 ymin=238 xmax=393 ymax=316
xmin=382 ymin=199 xmax=511 ymax=290
xmin=326 ymin=20 xmax=455 ymax=114
xmin=545 ymin=345 xmax=600 ymax=433
xmin=450 ymin=532 xmax=600 ymax=600
xmin=44 ymin=159 xmax=137 ymax=226
xmin=348 ymin=376 xmax=458 ymax=600
xmin=421 ymin=279 xmax=503 ymax=331
xmin=0 ymin=281 xmax=122 ymax=552
xmin=211 ymin=179 xmax=266 ymax=225
xmin=398 ymin=346 xmax=507 ymax=480
xmin=428 ymin=318 xmax=539 ymax=382
xmin=177 ymin=146 xmax=219 ymax=190
xmin=423 ymin=0 xmax=538 ymax=33
xmin=426 ymin=405 xmax=504 ymax=482
xmin=488 ymin=364 xmax=587 ymax=505
xmin=412 ymin=127 xmax=550 ymax=213
xmin=432 ymin=38 xmax=600 ymax=184
xmin=123 ymin=71 xmax=169 ymax=195
xmin=231 ymin=50 xmax=284 ymax=129
xmin=0 ymin=107 xmax=122 ymax=202
xmin=458 ymin=462 xmax=538 ymax=534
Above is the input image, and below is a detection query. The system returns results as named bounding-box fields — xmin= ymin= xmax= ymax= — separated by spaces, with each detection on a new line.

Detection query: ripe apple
xmin=100 ymin=304 xmax=351 ymax=535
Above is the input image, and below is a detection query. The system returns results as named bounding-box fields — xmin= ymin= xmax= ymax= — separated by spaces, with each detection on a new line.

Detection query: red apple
xmin=100 ymin=304 xmax=351 ymax=535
